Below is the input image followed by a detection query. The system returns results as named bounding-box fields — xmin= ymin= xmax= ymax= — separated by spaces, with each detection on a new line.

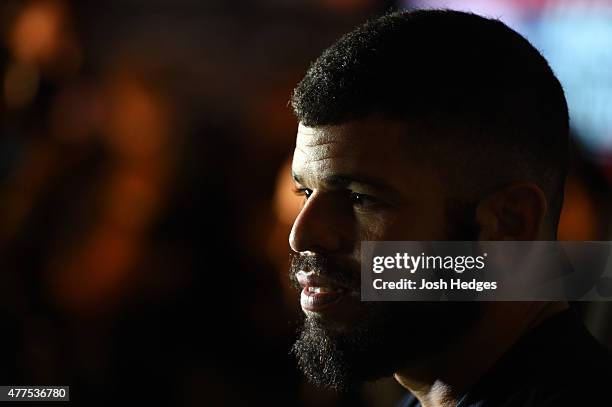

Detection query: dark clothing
xmin=397 ymin=309 xmax=612 ymax=406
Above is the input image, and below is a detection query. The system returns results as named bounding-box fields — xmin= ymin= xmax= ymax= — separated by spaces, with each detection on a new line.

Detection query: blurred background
xmin=0 ymin=0 xmax=610 ymax=406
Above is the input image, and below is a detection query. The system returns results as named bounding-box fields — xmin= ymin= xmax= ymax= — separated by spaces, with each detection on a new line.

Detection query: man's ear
xmin=476 ymin=183 xmax=548 ymax=241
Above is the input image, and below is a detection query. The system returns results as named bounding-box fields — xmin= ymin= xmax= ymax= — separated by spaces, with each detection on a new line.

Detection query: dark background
xmin=0 ymin=1 xmax=610 ymax=406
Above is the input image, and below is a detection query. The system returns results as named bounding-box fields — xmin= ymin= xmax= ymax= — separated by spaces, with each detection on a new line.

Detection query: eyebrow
xmin=292 ymin=172 xmax=403 ymax=200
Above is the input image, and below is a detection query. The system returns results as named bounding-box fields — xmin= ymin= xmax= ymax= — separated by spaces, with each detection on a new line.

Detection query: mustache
xmin=289 ymin=252 xmax=361 ymax=291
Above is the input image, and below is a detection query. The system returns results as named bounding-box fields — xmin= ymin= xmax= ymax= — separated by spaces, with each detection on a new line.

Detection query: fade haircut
xmin=291 ymin=9 xmax=569 ymax=233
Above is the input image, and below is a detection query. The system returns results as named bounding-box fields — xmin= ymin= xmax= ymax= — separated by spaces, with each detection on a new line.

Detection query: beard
xmin=290 ymin=200 xmax=483 ymax=392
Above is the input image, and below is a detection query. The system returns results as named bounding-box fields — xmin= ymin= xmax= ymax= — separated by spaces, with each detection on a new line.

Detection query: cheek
xmin=355 ymin=212 xmax=399 ymax=241
xmin=359 ymin=204 xmax=448 ymax=241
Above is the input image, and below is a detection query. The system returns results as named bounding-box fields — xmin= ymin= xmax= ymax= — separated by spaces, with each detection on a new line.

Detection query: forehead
xmin=293 ymin=116 xmax=420 ymax=182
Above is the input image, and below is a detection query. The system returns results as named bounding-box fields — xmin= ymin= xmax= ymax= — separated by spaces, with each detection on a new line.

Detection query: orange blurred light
xmin=3 ymin=62 xmax=39 ymax=108
xmin=558 ymin=176 xmax=598 ymax=240
xmin=104 ymin=76 xmax=171 ymax=160
xmin=9 ymin=0 xmax=64 ymax=64
xmin=273 ymin=159 xmax=303 ymax=225
xmin=7 ymin=0 xmax=82 ymax=77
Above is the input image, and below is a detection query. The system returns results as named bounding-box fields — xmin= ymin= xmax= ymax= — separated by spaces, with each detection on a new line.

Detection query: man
xmin=287 ymin=9 xmax=611 ymax=407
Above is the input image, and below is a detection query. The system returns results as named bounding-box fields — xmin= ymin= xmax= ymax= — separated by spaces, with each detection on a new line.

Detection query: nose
xmin=289 ymin=191 xmax=345 ymax=254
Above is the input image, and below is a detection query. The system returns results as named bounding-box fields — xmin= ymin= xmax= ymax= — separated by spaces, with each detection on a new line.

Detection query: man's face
xmin=289 ymin=115 xmax=482 ymax=390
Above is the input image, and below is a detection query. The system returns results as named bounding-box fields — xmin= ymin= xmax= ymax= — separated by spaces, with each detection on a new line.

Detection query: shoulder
xmin=463 ymin=309 xmax=612 ymax=406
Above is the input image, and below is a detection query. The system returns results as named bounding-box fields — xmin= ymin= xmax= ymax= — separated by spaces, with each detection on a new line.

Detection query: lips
xmin=296 ymin=271 xmax=349 ymax=312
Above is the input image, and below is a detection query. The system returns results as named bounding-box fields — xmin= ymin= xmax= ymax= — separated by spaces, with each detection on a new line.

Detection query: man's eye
xmin=293 ymin=187 xmax=313 ymax=199
xmin=349 ymin=192 xmax=380 ymax=209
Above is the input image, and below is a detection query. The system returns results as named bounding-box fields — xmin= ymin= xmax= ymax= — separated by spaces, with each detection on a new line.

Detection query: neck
xmin=393 ymin=301 xmax=568 ymax=407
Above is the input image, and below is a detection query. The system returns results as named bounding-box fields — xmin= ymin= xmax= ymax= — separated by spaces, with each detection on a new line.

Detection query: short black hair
xmin=291 ymin=9 xmax=569 ymax=232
